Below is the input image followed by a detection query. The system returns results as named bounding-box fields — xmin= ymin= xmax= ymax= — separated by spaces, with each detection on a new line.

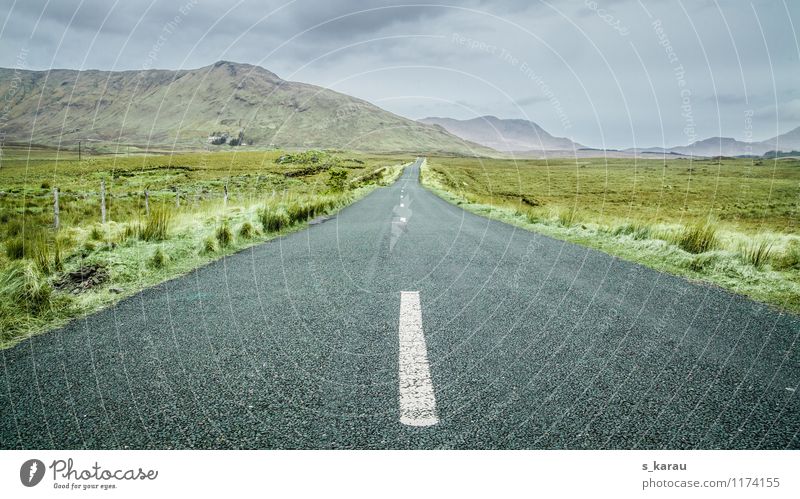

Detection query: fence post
xmin=100 ymin=179 xmax=106 ymax=224
xmin=145 ymin=189 xmax=150 ymax=216
xmin=224 ymin=184 xmax=228 ymax=207
xmin=53 ymin=187 xmax=60 ymax=230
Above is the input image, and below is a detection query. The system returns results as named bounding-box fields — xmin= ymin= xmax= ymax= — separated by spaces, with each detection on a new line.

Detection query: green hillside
xmin=0 ymin=61 xmax=491 ymax=155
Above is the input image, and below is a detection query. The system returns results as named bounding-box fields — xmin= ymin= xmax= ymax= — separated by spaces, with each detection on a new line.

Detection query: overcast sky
xmin=1 ymin=0 xmax=797 ymax=148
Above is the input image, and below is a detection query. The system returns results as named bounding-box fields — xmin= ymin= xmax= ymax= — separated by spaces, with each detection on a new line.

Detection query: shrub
xmin=739 ymin=237 xmax=773 ymax=269
xmin=149 ymin=247 xmax=169 ymax=269
xmin=140 ymin=205 xmax=171 ymax=241
xmin=676 ymin=221 xmax=717 ymax=254
xmin=258 ymin=206 xmax=290 ymax=232
xmin=238 ymin=221 xmax=255 ymax=239
xmin=0 ymin=262 xmax=52 ymax=312
xmin=326 ymin=168 xmax=349 ymax=192
xmin=216 ymin=223 xmax=233 ymax=248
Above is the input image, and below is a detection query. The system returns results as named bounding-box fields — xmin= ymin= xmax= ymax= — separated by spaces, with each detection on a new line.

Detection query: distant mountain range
xmin=1 ymin=61 xmax=797 ymax=158
xmin=419 ymin=115 xmax=584 ymax=152
xmin=420 ymin=115 xmax=800 ymax=157
xmin=0 ymin=61 xmax=490 ymax=155
xmin=625 ymin=127 xmax=800 ymax=157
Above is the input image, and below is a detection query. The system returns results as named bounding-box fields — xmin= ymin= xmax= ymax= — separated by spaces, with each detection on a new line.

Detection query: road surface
xmin=1 ymin=158 xmax=798 ymax=449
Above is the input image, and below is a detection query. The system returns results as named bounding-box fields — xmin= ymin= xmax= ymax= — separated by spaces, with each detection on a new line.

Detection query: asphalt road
xmin=1 ymin=158 xmax=798 ymax=449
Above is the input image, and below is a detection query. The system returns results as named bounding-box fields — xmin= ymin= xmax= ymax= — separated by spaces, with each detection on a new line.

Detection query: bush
xmin=739 ymin=238 xmax=773 ymax=269
xmin=258 ymin=206 xmax=290 ymax=232
xmin=216 ymin=223 xmax=233 ymax=248
xmin=238 ymin=221 xmax=255 ymax=239
xmin=0 ymin=262 xmax=52 ymax=312
xmin=140 ymin=205 xmax=171 ymax=241
xmin=149 ymin=247 xmax=169 ymax=269
xmin=676 ymin=221 xmax=717 ymax=254
xmin=326 ymin=168 xmax=349 ymax=192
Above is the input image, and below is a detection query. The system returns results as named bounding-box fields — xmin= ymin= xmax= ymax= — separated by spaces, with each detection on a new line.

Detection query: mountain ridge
xmin=0 ymin=61 xmax=491 ymax=155
xmin=418 ymin=115 xmax=584 ymax=152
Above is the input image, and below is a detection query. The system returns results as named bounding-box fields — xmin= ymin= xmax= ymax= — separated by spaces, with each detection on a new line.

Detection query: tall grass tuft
xmin=200 ymin=237 xmax=216 ymax=255
xmin=558 ymin=207 xmax=580 ymax=227
xmin=739 ymin=237 xmax=773 ymax=269
xmin=5 ymin=238 xmax=24 ymax=259
xmin=0 ymin=262 xmax=53 ymax=312
xmin=676 ymin=221 xmax=718 ymax=254
xmin=30 ymin=232 xmax=52 ymax=274
xmin=237 ymin=221 xmax=255 ymax=239
xmin=216 ymin=223 xmax=233 ymax=248
xmin=612 ymin=221 xmax=653 ymax=240
xmin=258 ymin=205 xmax=290 ymax=233
xmin=89 ymin=225 xmax=104 ymax=241
xmin=140 ymin=205 xmax=172 ymax=241
xmin=149 ymin=247 xmax=169 ymax=269
xmin=772 ymin=240 xmax=800 ymax=271
xmin=287 ymin=201 xmax=314 ymax=223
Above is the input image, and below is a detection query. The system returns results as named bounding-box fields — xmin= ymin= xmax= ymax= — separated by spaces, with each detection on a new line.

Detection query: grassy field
xmin=0 ymin=147 xmax=409 ymax=348
xmin=422 ymin=156 xmax=800 ymax=312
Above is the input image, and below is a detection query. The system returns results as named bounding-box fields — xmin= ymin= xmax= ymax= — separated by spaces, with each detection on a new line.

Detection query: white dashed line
xmin=398 ymin=291 xmax=438 ymax=427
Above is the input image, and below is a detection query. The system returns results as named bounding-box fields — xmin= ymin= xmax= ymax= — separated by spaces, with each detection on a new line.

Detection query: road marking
xmin=398 ymin=291 xmax=438 ymax=427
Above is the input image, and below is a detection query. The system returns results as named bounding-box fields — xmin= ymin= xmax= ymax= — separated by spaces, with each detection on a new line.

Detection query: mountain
xmin=759 ymin=126 xmax=800 ymax=153
xmin=418 ymin=115 xmax=584 ymax=152
xmin=627 ymin=126 xmax=800 ymax=157
xmin=0 ymin=61 xmax=490 ymax=155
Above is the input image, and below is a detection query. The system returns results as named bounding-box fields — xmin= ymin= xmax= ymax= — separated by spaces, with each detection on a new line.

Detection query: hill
xmin=0 ymin=61 xmax=491 ymax=155
xmin=418 ymin=115 xmax=584 ymax=152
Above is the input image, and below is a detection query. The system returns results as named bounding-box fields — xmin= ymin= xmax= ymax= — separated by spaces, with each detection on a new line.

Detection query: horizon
xmin=1 ymin=58 xmax=797 ymax=150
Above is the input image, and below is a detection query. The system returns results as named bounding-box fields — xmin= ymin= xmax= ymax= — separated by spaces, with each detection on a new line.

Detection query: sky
xmin=1 ymin=0 xmax=798 ymax=149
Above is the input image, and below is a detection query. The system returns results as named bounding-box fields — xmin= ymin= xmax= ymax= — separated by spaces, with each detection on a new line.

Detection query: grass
xmin=676 ymin=221 xmax=718 ymax=254
xmin=421 ymin=156 xmax=800 ymax=313
xmin=739 ymin=238 xmax=773 ymax=269
xmin=0 ymin=147 xmax=410 ymax=348
xmin=215 ymin=223 xmax=234 ymax=248
xmin=140 ymin=205 xmax=172 ymax=241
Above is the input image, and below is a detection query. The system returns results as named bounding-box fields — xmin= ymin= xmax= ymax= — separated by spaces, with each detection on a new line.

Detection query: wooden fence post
xmin=100 ymin=180 xmax=106 ymax=224
xmin=53 ymin=187 xmax=60 ymax=230
xmin=145 ymin=189 xmax=150 ymax=216
xmin=224 ymin=184 xmax=228 ymax=206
